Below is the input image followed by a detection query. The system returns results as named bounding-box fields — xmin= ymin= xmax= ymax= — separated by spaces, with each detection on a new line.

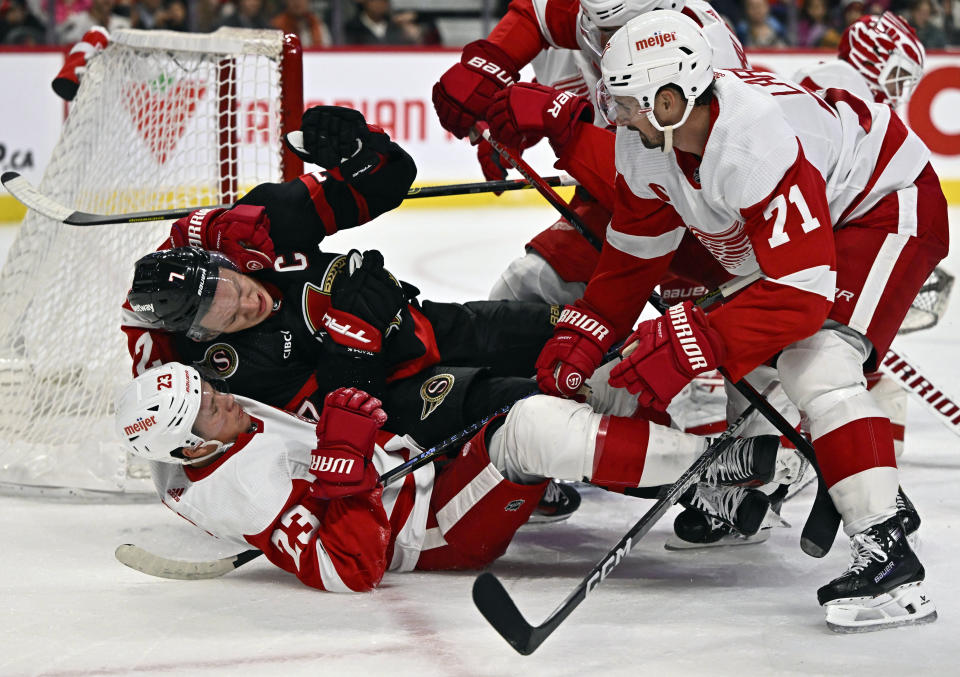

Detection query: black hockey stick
xmin=647 ymin=290 xmax=842 ymax=557
xmin=470 ymin=127 xmax=603 ymax=251
xmin=1 ymin=170 xmax=577 ymax=226
xmin=473 ymin=394 xmax=764 ymax=655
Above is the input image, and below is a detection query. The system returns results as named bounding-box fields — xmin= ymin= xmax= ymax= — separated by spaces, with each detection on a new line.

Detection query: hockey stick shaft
xmin=1 ymin=170 xmax=578 ymax=226
xmin=880 ymin=347 xmax=960 ymax=439
xmin=472 ymin=128 xmax=603 ymax=251
xmin=473 ymin=392 xmax=767 ymax=655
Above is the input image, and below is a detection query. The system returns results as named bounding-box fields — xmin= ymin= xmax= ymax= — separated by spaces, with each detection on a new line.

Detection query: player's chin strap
xmin=646 ymin=97 xmax=696 ymax=154
xmin=185 ymin=439 xmax=231 ymax=465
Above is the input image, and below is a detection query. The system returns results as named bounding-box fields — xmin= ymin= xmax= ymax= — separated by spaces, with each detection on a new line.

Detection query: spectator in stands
xmin=57 ymin=0 xmax=131 ymax=43
xmin=271 ymin=0 xmax=329 ymax=47
xmin=910 ymin=0 xmax=948 ymax=45
xmin=840 ymin=0 xmax=866 ymax=29
xmin=220 ymin=0 xmax=271 ymax=28
xmin=738 ymin=0 xmax=787 ymax=46
xmin=1 ymin=0 xmax=47 ymax=44
xmin=797 ymin=0 xmax=842 ymax=46
xmin=710 ymin=0 xmax=744 ymax=27
xmin=134 ymin=0 xmax=186 ymax=30
xmin=343 ymin=0 xmax=426 ymax=45
xmin=944 ymin=0 xmax=959 ymax=44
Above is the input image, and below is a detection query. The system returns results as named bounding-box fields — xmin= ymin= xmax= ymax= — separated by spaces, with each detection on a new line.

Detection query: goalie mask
xmin=127 ymin=247 xmax=242 ymax=341
xmin=115 ymin=363 xmax=206 ymax=464
xmin=579 ymin=0 xmax=686 ymax=62
xmin=839 ymin=11 xmax=925 ymax=108
xmin=597 ymin=10 xmax=713 ymax=152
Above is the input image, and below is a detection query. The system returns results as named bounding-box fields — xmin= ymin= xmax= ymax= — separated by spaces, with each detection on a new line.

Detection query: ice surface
xmin=0 ymin=205 xmax=957 ymax=677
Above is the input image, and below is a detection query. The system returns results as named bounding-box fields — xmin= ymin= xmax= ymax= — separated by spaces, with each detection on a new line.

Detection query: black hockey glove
xmin=331 ymin=250 xmax=408 ymax=337
xmin=285 ymin=106 xmax=368 ymax=169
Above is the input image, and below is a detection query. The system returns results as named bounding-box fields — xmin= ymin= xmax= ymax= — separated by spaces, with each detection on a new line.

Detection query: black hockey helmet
xmin=127 ymin=247 xmax=238 ymax=340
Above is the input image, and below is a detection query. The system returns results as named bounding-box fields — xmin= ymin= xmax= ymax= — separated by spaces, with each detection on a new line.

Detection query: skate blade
xmin=824 ymin=581 xmax=937 ymax=633
xmin=664 ymin=529 xmax=770 ymax=551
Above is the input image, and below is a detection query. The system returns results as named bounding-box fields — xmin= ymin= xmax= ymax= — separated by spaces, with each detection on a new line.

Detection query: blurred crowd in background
xmin=1 ymin=0 xmax=958 ymax=49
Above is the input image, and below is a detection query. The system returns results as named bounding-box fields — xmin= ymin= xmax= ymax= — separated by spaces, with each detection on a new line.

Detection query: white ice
xmin=0 ymin=203 xmax=958 ymax=677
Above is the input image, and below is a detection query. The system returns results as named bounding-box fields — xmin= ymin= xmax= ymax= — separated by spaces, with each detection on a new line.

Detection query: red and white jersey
xmin=794 ymin=59 xmax=875 ymax=104
xmin=585 ymin=68 xmax=930 ymax=379
xmin=150 ymin=396 xmax=435 ymax=592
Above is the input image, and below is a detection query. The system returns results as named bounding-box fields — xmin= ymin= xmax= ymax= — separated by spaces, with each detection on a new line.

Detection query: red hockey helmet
xmin=839 ymin=11 xmax=925 ymax=107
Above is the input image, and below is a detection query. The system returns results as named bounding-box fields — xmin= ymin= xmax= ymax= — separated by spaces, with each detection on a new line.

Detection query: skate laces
xmin=703 ymin=439 xmax=755 ymax=484
xmin=847 ymin=532 xmax=888 ymax=575
xmin=541 ymin=481 xmax=566 ymax=506
xmin=689 ymin=485 xmax=746 ymax=525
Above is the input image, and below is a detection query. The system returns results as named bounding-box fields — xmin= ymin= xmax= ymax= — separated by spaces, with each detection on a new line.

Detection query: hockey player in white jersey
xmin=534 ymin=11 xmax=947 ymax=631
xmin=115 ymin=362 xmax=798 ymax=591
xmin=432 ymin=0 xmax=747 ymax=306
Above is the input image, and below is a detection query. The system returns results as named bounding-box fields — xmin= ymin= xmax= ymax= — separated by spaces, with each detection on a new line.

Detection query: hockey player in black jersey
xmin=121 ymin=105 xmax=580 ymax=521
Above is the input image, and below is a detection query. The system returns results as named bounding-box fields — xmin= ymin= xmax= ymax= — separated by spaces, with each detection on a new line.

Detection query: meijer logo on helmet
xmin=636 ymin=31 xmax=677 ymax=50
xmin=124 ymin=415 xmax=157 ymax=436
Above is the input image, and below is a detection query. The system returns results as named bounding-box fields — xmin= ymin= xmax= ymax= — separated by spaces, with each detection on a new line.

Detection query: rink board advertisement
xmin=1 ymin=47 xmax=959 ymax=222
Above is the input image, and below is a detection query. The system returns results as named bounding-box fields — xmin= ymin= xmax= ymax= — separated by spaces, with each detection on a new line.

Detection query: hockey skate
xmin=702 ymin=435 xmax=805 ymax=487
xmin=818 ymin=514 xmax=936 ymax=633
xmin=897 ymin=486 xmax=921 ymax=549
xmin=665 ymin=484 xmax=771 ymax=550
xmin=527 ymin=481 xmax=581 ymax=524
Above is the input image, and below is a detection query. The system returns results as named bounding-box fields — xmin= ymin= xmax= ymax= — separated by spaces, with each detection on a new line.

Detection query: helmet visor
xmin=186 ymin=267 xmax=244 ymax=341
xmin=596 ymin=78 xmax=650 ymax=126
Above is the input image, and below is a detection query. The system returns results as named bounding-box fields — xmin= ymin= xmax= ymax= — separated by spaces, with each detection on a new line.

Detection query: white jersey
xmin=613 ymin=69 xmax=930 ymax=279
xmin=151 ymin=397 xmax=435 ymax=588
xmin=794 ymin=59 xmax=875 ymax=103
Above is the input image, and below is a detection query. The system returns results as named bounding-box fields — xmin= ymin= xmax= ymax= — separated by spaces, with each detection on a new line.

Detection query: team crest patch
xmin=201 ymin=342 xmax=239 ymax=378
xmin=320 ymin=255 xmax=348 ymax=294
xmin=504 ymin=499 xmax=525 ymax=512
xmin=301 ymin=282 xmax=332 ymax=335
xmin=419 ymin=373 xmax=455 ymax=420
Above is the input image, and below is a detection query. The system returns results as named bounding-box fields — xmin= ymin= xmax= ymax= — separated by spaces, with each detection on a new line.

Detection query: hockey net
xmin=0 ymin=28 xmax=302 ymax=499
xmin=898 ymin=266 xmax=954 ymax=335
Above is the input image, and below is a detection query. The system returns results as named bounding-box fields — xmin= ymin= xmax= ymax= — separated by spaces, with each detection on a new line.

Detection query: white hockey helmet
xmin=115 ymin=363 xmax=205 ymax=464
xmin=839 ymin=11 xmax=925 ymax=108
xmin=598 ymin=10 xmax=714 ymax=151
xmin=581 ymin=0 xmax=686 ymax=30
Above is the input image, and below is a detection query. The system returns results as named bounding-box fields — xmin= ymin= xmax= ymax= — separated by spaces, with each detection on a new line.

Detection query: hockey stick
xmin=880 ymin=347 xmax=960 ymax=439
xmin=470 ymin=127 xmax=603 ymax=251
xmin=472 ymin=390 xmax=767 ymax=656
xmin=1 ymin=170 xmax=578 ymax=226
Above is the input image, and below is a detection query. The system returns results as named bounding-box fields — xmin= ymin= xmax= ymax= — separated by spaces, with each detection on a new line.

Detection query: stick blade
xmin=114 ymin=544 xmax=258 ymax=580
xmin=473 ymin=572 xmax=544 ymax=655
xmin=1 ymin=171 xmax=74 ymax=222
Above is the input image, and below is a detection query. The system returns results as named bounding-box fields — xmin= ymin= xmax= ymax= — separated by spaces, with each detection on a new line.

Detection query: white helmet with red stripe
xmin=839 ymin=11 xmax=925 ymax=107
xmin=580 ymin=0 xmax=686 ymax=30
xmin=598 ymin=10 xmax=714 ymax=152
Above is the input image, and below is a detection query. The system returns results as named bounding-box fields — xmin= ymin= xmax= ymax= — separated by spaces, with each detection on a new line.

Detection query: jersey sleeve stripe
xmin=605 ymin=225 xmax=686 ymax=259
xmin=312 ymin=536 xmax=353 ymax=593
xmin=434 ymin=463 xmax=503 ymax=535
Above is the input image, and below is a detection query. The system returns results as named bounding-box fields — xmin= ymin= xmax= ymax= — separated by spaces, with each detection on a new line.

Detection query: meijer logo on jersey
xmin=124 ymin=415 xmax=157 ymax=436
xmin=668 ymin=304 xmax=709 ymax=371
xmin=635 ymin=31 xmax=677 ymax=50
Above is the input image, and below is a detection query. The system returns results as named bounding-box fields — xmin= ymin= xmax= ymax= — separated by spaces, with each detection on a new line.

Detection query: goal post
xmin=0 ymin=28 xmax=303 ymax=499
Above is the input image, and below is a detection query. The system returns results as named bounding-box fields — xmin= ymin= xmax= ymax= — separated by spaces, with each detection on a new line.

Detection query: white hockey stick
xmin=114 ymin=544 xmax=262 ymax=580
xmin=879 ymin=347 xmax=960 ymax=439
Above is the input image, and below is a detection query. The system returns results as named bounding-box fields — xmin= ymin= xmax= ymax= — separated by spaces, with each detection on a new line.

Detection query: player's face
xmin=192 ymin=380 xmax=252 ymax=445
xmin=609 ymin=95 xmax=664 ymax=148
xmin=194 ymin=269 xmax=273 ymax=338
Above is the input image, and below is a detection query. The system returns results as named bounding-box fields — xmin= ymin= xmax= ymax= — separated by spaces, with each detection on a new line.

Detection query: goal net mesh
xmin=0 ymin=28 xmax=300 ymax=498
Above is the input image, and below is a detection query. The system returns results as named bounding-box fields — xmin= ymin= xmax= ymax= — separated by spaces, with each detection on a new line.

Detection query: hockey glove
xmin=52 ymin=26 xmax=109 ymax=101
xmin=168 ymin=204 xmax=275 ymax=272
xmin=609 ymin=301 xmax=726 ymax=410
xmin=432 ymin=39 xmax=520 ymax=139
xmin=331 ymin=250 xmax=407 ymax=339
xmin=487 ymin=83 xmax=594 ymax=154
xmin=535 ymin=301 xmax=616 ymax=399
xmin=309 ymin=387 xmax=387 ymax=500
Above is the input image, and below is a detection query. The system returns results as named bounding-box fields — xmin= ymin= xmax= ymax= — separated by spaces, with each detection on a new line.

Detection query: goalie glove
xmin=432 ymin=39 xmax=520 ymax=139
xmin=52 ymin=26 xmax=109 ymax=101
xmin=168 ymin=205 xmax=275 ymax=272
xmin=309 ymin=387 xmax=387 ymax=500
xmin=609 ymin=301 xmax=726 ymax=411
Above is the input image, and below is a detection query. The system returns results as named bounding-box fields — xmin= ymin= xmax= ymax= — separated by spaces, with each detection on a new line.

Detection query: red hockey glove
xmin=52 ymin=26 xmax=109 ymax=101
xmin=432 ymin=40 xmax=520 ymax=139
xmin=309 ymin=387 xmax=388 ymax=500
xmin=608 ymin=301 xmax=726 ymax=410
xmin=168 ymin=204 xmax=275 ymax=272
xmin=486 ymin=83 xmax=594 ymax=154
xmin=535 ymin=302 xmax=616 ymax=398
